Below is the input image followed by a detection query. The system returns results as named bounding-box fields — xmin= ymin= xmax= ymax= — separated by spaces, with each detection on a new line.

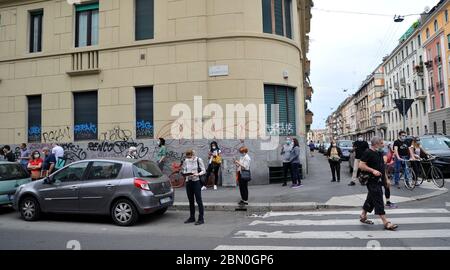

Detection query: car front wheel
xmin=111 ymin=199 xmax=139 ymax=226
xmin=20 ymin=197 xmax=41 ymax=221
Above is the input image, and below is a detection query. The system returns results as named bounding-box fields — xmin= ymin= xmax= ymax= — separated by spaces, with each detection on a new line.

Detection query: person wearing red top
xmin=28 ymin=150 xmax=43 ymax=181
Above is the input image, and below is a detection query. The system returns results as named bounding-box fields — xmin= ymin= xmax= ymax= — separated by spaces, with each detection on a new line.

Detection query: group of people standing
xmin=280 ymin=137 xmax=302 ymax=188
xmin=1 ymin=143 xmax=65 ymax=181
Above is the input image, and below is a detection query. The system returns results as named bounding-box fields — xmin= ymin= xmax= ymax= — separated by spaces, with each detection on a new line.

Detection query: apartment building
xmin=0 ymin=0 xmax=314 ymax=185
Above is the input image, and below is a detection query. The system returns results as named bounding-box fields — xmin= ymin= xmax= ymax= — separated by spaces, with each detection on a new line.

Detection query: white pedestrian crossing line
xmin=249 ymin=217 xmax=450 ymax=227
xmin=446 ymin=202 xmax=450 ymax=207
xmin=261 ymin=208 xmax=450 ymax=218
xmin=234 ymin=229 xmax=450 ymax=240
xmin=215 ymin=245 xmax=450 ymax=250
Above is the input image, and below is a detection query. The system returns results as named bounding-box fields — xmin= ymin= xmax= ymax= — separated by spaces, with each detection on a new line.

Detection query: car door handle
xmin=105 ymin=184 xmax=115 ymax=188
xmin=70 ymin=186 xmax=79 ymax=190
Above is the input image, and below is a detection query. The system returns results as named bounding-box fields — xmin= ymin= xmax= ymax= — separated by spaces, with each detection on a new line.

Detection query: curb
xmin=169 ymin=202 xmax=356 ymax=213
xmin=169 ymin=188 xmax=449 ymax=212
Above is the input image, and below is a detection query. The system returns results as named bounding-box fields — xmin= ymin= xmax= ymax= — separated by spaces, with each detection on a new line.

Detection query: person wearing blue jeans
xmin=393 ymin=131 xmax=413 ymax=189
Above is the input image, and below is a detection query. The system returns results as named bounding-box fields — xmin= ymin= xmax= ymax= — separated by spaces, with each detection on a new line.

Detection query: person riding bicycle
xmin=393 ymin=131 xmax=414 ymax=189
xmin=410 ymin=137 xmax=430 ymax=185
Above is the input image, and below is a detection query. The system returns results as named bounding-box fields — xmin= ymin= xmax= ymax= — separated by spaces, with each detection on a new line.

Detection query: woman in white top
xmin=182 ymin=149 xmax=206 ymax=225
xmin=235 ymin=146 xmax=251 ymax=206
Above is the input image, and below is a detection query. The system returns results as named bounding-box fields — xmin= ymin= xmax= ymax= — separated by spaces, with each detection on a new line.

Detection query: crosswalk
xmin=215 ymin=207 xmax=450 ymax=250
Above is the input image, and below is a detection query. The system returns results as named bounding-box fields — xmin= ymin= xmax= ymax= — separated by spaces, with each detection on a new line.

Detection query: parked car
xmin=419 ymin=135 xmax=450 ymax=175
xmin=337 ymin=140 xmax=353 ymax=161
xmin=0 ymin=162 xmax=31 ymax=207
xmin=13 ymin=158 xmax=174 ymax=226
xmin=321 ymin=143 xmax=331 ymax=155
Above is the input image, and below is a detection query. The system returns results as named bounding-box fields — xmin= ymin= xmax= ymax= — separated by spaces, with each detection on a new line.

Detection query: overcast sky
xmin=309 ymin=0 xmax=439 ymax=129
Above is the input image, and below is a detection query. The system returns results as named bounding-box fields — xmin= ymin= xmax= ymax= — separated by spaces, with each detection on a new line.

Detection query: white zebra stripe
xmin=215 ymin=245 xmax=450 ymax=250
xmin=234 ymin=229 xmax=450 ymax=240
xmin=249 ymin=217 xmax=450 ymax=226
xmin=261 ymin=208 xmax=450 ymax=218
xmin=446 ymin=202 xmax=450 ymax=207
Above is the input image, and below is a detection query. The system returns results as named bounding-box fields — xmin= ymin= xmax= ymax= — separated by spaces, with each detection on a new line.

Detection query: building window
xmin=441 ymin=92 xmax=445 ymax=108
xmin=434 ymin=122 xmax=438 ymax=134
xmin=29 ymin=10 xmax=43 ymax=53
xmin=415 ymin=104 xmax=419 ymax=117
xmin=74 ymin=91 xmax=98 ymax=141
xmin=425 ymin=125 xmax=428 ymax=134
xmin=426 ymin=28 xmax=430 ymax=39
xmin=446 ymin=10 xmax=449 ymax=23
xmin=434 ymin=20 xmax=438 ymax=32
xmin=135 ymin=87 xmax=154 ymax=139
xmin=417 ymin=127 xmax=420 ymax=135
xmin=262 ymin=0 xmax=292 ymax=39
xmin=423 ymin=100 xmax=427 ymax=115
xmin=264 ymin=85 xmax=296 ymax=136
xmin=443 ymin=121 xmax=447 ymax=135
xmin=418 ymin=34 xmax=422 ymax=46
xmin=75 ymin=3 xmax=99 ymax=47
xmin=432 ymin=96 xmax=436 ymax=111
xmin=27 ymin=95 xmax=41 ymax=143
xmin=437 ymin=42 xmax=441 ymax=57
xmin=448 ymin=34 xmax=450 ymax=49
xmin=135 ymin=0 xmax=154 ymax=40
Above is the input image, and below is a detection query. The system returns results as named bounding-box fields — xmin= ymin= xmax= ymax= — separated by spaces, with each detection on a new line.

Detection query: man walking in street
xmin=308 ymin=141 xmax=315 ymax=157
xmin=280 ymin=137 xmax=293 ymax=187
xmin=393 ymin=131 xmax=413 ymax=189
xmin=349 ymin=135 xmax=369 ymax=186
xmin=358 ymin=136 xmax=398 ymax=231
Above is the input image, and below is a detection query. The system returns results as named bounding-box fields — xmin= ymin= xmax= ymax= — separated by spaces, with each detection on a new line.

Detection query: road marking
xmin=261 ymin=208 xmax=450 ymax=218
xmin=249 ymin=217 xmax=450 ymax=226
xmin=234 ymin=229 xmax=450 ymax=240
xmin=214 ymin=245 xmax=450 ymax=250
xmin=446 ymin=202 xmax=450 ymax=207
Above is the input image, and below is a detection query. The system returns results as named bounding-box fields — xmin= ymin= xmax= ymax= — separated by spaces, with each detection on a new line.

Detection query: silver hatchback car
xmin=13 ymin=158 xmax=174 ymax=226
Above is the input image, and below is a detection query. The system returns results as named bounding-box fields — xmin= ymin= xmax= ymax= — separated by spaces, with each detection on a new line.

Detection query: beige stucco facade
xmin=0 ymin=0 xmax=312 ymax=144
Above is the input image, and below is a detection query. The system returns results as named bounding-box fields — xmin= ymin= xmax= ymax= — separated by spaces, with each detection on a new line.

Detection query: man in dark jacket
xmin=2 ymin=145 xmax=16 ymax=162
xmin=350 ymin=135 xmax=369 ymax=186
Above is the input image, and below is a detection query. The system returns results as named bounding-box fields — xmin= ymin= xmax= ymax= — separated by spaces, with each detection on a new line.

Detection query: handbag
xmin=197 ymin=158 xmax=207 ymax=185
xmin=240 ymin=169 xmax=252 ymax=181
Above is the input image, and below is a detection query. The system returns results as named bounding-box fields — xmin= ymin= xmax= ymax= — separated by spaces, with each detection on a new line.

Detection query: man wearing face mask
xmin=350 ymin=135 xmax=369 ymax=186
xmin=359 ymin=137 xmax=398 ymax=231
xmin=280 ymin=138 xmax=293 ymax=187
xmin=393 ymin=131 xmax=413 ymax=189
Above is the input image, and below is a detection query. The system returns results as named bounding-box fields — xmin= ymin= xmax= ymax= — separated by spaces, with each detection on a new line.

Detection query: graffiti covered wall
xmin=10 ymin=136 xmax=307 ymax=186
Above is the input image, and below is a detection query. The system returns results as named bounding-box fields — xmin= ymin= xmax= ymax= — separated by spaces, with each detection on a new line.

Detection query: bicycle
xmin=394 ymin=159 xmax=417 ymax=190
xmin=413 ymin=156 xmax=445 ymax=188
xmin=169 ymin=162 xmax=185 ymax=188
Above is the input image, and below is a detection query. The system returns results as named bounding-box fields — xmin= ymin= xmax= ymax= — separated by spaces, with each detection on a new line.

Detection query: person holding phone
xmin=182 ymin=149 xmax=206 ymax=225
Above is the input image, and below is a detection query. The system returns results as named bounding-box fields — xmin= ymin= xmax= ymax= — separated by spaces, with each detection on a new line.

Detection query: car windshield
xmin=338 ymin=141 xmax=353 ymax=148
xmin=133 ymin=160 xmax=163 ymax=178
xmin=0 ymin=164 xmax=29 ymax=181
xmin=421 ymin=137 xmax=450 ymax=151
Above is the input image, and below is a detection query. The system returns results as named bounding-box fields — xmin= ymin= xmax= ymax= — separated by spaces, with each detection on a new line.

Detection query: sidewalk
xmin=170 ymin=153 xmax=448 ymax=212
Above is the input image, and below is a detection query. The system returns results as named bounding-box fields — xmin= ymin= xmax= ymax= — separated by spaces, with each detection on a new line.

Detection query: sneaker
xmin=195 ymin=220 xmax=204 ymax=225
xmin=292 ymin=184 xmax=303 ymax=189
xmin=214 ymin=185 xmax=217 ymax=190
xmin=348 ymin=182 xmax=356 ymax=186
xmin=331 ymin=179 xmax=336 ymax=182
xmin=184 ymin=218 xmax=195 ymax=224
xmin=201 ymin=186 xmax=207 ymax=191
xmin=386 ymin=202 xmax=398 ymax=209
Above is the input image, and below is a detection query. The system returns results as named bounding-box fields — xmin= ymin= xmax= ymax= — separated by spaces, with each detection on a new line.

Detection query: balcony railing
xmin=437 ymin=81 xmax=445 ymax=91
xmin=415 ymin=90 xmax=427 ymax=100
xmin=434 ymin=56 xmax=442 ymax=65
xmin=305 ymin=86 xmax=313 ymax=101
xmin=67 ymin=50 xmax=101 ymax=76
xmin=425 ymin=60 xmax=433 ymax=69
xmin=428 ymin=85 xmax=435 ymax=92
xmin=414 ymin=64 xmax=424 ymax=75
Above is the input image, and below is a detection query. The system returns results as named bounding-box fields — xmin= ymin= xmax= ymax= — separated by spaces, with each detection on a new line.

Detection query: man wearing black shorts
xmin=358 ymin=137 xmax=398 ymax=231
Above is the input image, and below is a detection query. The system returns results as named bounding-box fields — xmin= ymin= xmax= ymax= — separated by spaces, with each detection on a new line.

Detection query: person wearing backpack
xmin=182 ymin=149 xmax=206 ymax=225
xmin=202 ymin=141 xmax=222 ymax=191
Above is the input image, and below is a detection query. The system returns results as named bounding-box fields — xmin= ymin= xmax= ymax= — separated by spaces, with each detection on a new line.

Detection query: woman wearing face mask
xmin=280 ymin=138 xmax=293 ymax=187
xmin=409 ymin=137 xmax=429 ymax=185
xmin=156 ymin=138 xmax=167 ymax=172
xmin=235 ymin=147 xmax=252 ymax=205
xmin=326 ymin=141 xmax=343 ymax=182
xmin=182 ymin=149 xmax=206 ymax=225
xmin=288 ymin=138 xmax=302 ymax=188
xmin=202 ymin=141 xmax=222 ymax=191
xmin=28 ymin=151 xmax=43 ymax=181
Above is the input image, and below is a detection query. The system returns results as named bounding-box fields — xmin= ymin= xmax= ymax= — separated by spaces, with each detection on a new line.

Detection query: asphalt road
xmin=1 ymin=194 xmax=449 ymax=250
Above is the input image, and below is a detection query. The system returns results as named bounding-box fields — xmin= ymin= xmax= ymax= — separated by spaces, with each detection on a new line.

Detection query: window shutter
xmin=284 ymin=0 xmax=292 ymax=39
xmin=74 ymin=91 xmax=98 ymax=141
xmin=262 ymin=0 xmax=272 ymax=34
xmin=136 ymin=0 xmax=154 ymax=40
xmin=264 ymin=85 xmax=276 ymax=129
xmin=28 ymin=95 xmax=42 ymax=143
xmin=274 ymin=0 xmax=284 ymax=36
xmin=136 ymin=87 xmax=154 ymax=138
xmin=287 ymin=87 xmax=296 ymax=135
xmin=76 ymin=3 xmax=99 ymax=12
xmin=276 ymin=86 xmax=288 ymax=131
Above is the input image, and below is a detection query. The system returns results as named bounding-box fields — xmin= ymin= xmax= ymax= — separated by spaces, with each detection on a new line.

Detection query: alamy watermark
xmin=170 ymin=96 xmax=293 ymax=151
